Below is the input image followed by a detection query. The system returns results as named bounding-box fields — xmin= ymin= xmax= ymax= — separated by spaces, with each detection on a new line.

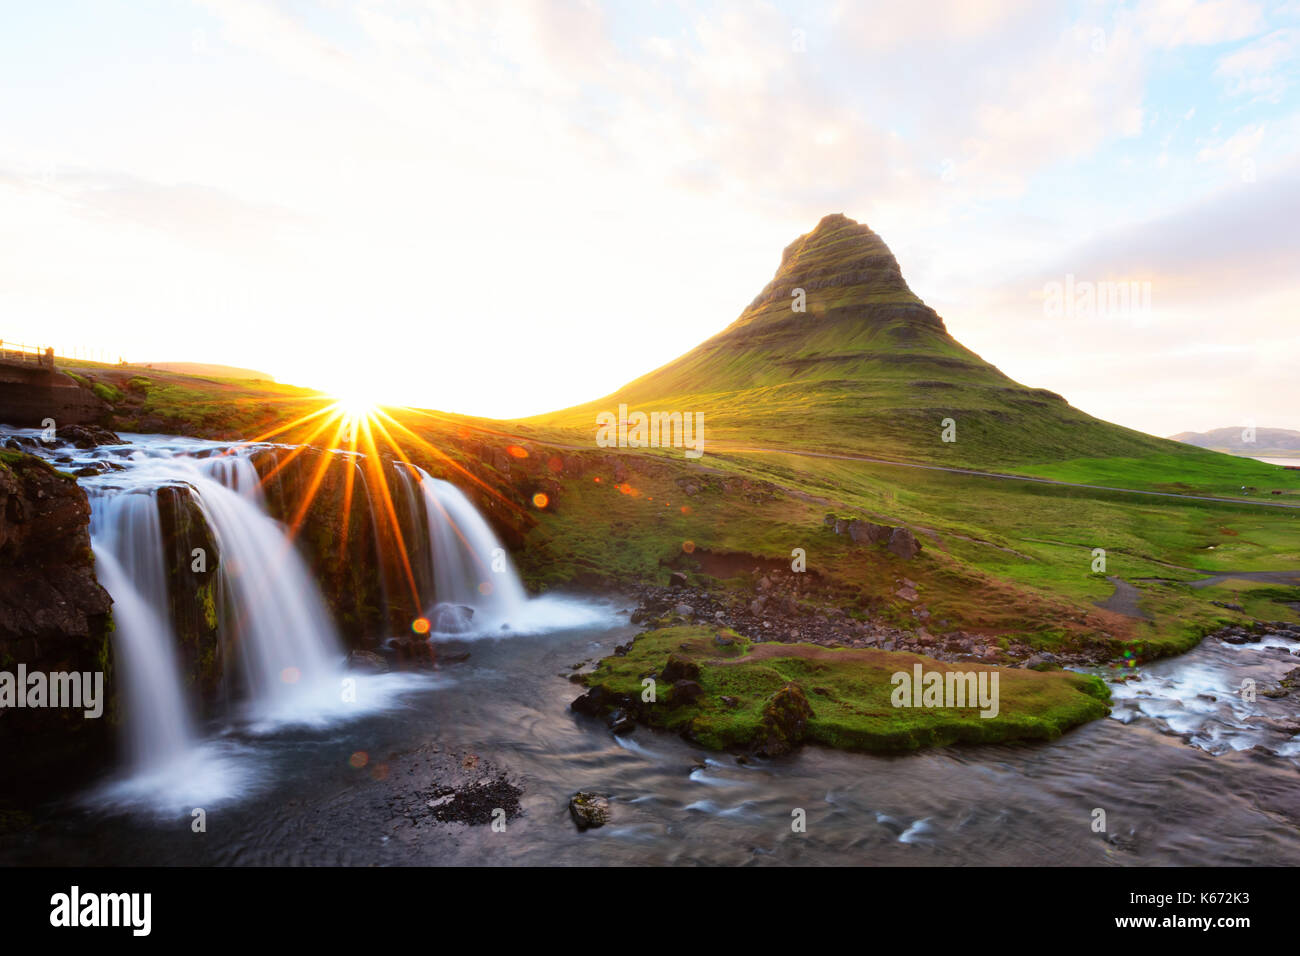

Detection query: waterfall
xmin=82 ymin=446 xmax=350 ymax=734
xmin=397 ymin=464 xmax=529 ymax=634
xmin=0 ymin=423 xmax=607 ymax=812
xmin=194 ymin=456 xmax=347 ymax=723
xmin=89 ymin=491 xmax=196 ymax=772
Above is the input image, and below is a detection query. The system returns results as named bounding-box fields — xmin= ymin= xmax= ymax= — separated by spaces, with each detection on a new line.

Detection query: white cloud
xmin=1215 ymin=28 xmax=1298 ymax=101
xmin=1 ymin=0 xmax=1295 ymax=432
xmin=1132 ymin=0 xmax=1265 ymax=47
xmin=1196 ymin=122 xmax=1268 ymax=165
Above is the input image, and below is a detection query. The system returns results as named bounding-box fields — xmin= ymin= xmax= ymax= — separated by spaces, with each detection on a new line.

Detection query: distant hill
xmin=140 ymin=362 xmax=275 ymax=381
xmin=1170 ymin=427 xmax=1300 ymax=457
xmin=535 ymin=213 xmax=1215 ymax=468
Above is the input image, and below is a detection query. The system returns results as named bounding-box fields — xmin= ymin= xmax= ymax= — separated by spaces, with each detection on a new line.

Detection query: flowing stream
xmin=5 ymin=617 xmax=1300 ymax=866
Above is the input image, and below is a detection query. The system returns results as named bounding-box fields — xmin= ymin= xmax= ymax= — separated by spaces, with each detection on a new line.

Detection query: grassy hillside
xmin=55 ymin=357 xmax=323 ymax=440
xmin=529 ymin=214 xmax=1235 ymax=473
xmin=137 ymin=362 xmax=277 ymax=381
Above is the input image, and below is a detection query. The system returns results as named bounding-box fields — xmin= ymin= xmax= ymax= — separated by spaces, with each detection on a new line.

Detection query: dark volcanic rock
xmin=669 ymin=679 xmax=705 ymax=706
xmin=849 ymin=520 xmax=892 ymax=545
xmin=887 ymin=527 xmax=922 ymax=559
xmin=755 ymin=682 xmax=814 ymax=756
xmin=348 ymin=649 xmax=389 ymax=673
xmin=155 ymin=483 xmax=223 ymax=711
xmin=570 ymin=683 xmax=632 ymax=717
xmin=607 ymin=708 xmax=636 ymax=735
xmin=56 ymin=424 xmax=121 ymax=449
xmin=423 ymin=774 xmax=522 ymax=825
xmin=250 ymin=446 xmax=390 ymax=642
xmin=662 ymin=652 xmax=701 ymax=683
xmin=569 ymin=791 xmax=610 ymax=830
xmin=0 ymin=451 xmax=115 ymax=796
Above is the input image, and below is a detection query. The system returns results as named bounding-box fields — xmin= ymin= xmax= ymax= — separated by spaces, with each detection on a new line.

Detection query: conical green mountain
xmin=538 ymin=214 xmax=1207 ymax=468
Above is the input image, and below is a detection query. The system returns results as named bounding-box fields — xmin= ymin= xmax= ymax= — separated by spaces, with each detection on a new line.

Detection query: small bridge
xmin=0 ymin=340 xmax=106 ymax=427
xmin=0 ymin=341 xmax=56 ymax=370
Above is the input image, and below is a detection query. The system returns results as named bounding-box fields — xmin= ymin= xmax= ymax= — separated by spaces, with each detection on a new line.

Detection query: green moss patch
xmin=578 ymin=626 xmax=1110 ymax=754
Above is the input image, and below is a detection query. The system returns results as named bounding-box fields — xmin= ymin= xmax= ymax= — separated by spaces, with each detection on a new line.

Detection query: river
xmin=3 ymin=612 xmax=1299 ymax=866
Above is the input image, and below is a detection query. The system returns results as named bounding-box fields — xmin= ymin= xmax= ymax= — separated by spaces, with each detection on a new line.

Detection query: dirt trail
xmin=1095 ymin=576 xmax=1153 ymax=620
xmin=1186 ymin=570 xmax=1300 ymax=589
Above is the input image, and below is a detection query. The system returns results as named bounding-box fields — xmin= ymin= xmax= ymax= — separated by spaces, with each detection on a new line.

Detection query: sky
xmin=1 ymin=0 xmax=1297 ymax=437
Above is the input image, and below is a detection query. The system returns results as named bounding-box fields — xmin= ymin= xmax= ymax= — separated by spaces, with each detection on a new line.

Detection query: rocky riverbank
xmin=0 ymin=448 xmax=116 ymax=798
xmin=622 ymin=566 xmax=1300 ymax=671
xmin=624 ymin=574 xmax=1102 ymax=668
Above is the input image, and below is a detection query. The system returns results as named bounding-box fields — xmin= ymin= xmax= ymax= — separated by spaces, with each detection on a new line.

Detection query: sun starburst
xmin=209 ymin=385 xmax=529 ymax=616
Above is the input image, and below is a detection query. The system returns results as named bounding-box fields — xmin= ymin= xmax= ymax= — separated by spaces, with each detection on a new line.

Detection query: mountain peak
xmin=544 ymin=212 xmax=1189 ymax=468
xmin=750 ymin=213 xmax=916 ymax=312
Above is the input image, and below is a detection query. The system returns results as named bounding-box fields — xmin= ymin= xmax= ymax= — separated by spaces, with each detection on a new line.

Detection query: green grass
xmin=0 ymin=448 xmax=76 ymax=481
xmin=1016 ymin=452 xmax=1300 ymax=498
xmin=90 ymin=381 xmax=123 ymax=404
xmin=580 ymin=626 xmax=1111 ymax=753
xmin=512 ymin=436 xmax=1298 ymax=660
xmin=55 ymin=359 xmax=330 ymax=439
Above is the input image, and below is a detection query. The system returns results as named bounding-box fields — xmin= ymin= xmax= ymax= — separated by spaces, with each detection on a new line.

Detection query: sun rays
xmin=212 ymin=392 xmax=529 ymax=616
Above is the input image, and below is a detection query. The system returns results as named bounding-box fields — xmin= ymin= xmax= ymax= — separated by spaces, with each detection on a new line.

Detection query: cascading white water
xmin=398 ymin=464 xmax=529 ymax=633
xmin=0 ymin=425 xmax=607 ymax=812
xmin=88 ymin=491 xmax=196 ymax=771
xmin=187 ymin=454 xmax=346 ymax=724
xmin=88 ymin=449 xmax=346 ymax=728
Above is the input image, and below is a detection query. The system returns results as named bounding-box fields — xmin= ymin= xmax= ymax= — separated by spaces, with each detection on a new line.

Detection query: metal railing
xmin=0 ymin=341 xmax=55 ymax=368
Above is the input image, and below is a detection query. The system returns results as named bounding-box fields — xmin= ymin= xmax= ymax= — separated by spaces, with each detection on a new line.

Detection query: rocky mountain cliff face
xmin=0 ymin=451 xmax=115 ymax=797
xmin=609 ymin=213 xmax=1002 ymax=398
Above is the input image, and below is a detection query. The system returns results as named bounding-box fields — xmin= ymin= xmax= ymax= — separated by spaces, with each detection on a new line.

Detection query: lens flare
xmin=330 ymin=386 xmax=381 ymax=420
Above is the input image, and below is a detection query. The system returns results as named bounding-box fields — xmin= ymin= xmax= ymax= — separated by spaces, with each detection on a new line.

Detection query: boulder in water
xmin=58 ymin=424 xmax=121 ymax=449
xmin=430 ymin=603 xmax=476 ymax=634
xmin=569 ymin=791 xmax=610 ymax=830
xmin=607 ymin=708 xmax=635 ymax=735
xmin=347 ymin=649 xmax=389 ymax=673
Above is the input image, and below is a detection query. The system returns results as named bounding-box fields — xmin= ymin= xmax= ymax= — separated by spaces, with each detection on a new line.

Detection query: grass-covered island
xmin=573 ymin=625 xmax=1112 ymax=755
